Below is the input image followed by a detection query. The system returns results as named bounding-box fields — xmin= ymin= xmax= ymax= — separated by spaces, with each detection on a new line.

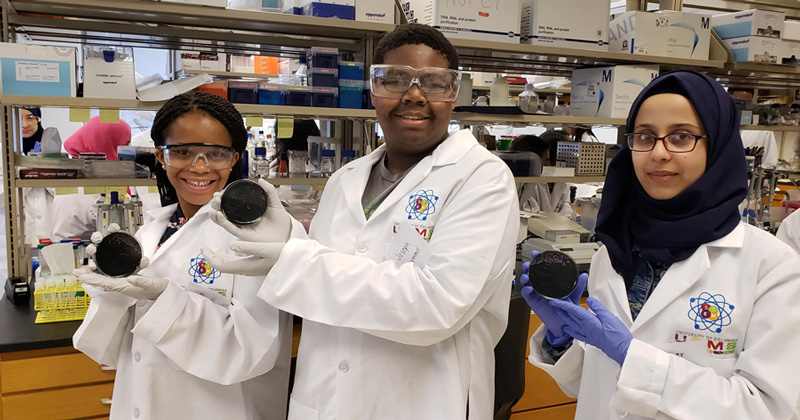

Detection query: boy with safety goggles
xmin=203 ymin=23 xmax=519 ymax=420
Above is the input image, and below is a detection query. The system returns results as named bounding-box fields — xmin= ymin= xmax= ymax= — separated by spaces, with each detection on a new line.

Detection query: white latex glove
xmin=75 ymin=267 xmax=168 ymax=301
xmin=209 ymin=178 xmax=291 ymax=243
xmin=201 ymin=242 xmax=285 ymax=276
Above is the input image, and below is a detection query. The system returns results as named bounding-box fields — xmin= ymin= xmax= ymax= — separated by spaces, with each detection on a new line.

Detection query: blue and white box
xmin=0 ymin=43 xmax=76 ymax=97
xmin=711 ymin=9 xmax=784 ymax=39
xmin=570 ymin=65 xmax=660 ymax=119
xmin=609 ymin=11 xmax=711 ymax=60
xmin=401 ymin=0 xmax=520 ymax=44
xmin=521 ymin=0 xmax=608 ymax=51
xmin=296 ymin=0 xmax=355 ymax=20
xmin=724 ymin=36 xmax=780 ymax=63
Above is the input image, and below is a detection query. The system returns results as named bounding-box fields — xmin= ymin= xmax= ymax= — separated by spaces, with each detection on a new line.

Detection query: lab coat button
xmin=134 ymin=352 xmax=141 ymax=362
xmin=134 ymin=408 xmax=140 ymax=418
xmin=338 ymin=361 xmax=349 ymax=373
xmin=618 ymin=412 xmax=629 ymax=418
xmin=356 ymin=242 xmax=368 ymax=253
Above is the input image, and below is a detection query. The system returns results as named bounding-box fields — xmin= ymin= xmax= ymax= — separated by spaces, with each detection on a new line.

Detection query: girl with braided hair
xmin=74 ymin=91 xmax=305 ymax=420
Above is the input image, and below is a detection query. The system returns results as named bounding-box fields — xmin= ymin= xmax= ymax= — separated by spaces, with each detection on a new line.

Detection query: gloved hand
xmin=550 ymin=297 xmax=632 ymax=366
xmin=520 ymin=250 xmax=588 ymax=347
xmin=85 ymin=223 xmax=151 ymax=273
xmin=75 ymin=266 xmax=168 ymax=301
xmin=209 ymin=178 xmax=292 ymax=243
xmin=201 ymin=241 xmax=285 ymax=276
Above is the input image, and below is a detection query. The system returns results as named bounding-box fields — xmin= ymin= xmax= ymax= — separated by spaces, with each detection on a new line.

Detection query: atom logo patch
xmin=189 ymin=253 xmax=221 ymax=284
xmin=406 ymin=189 xmax=438 ymax=221
xmin=688 ymin=292 xmax=735 ymax=333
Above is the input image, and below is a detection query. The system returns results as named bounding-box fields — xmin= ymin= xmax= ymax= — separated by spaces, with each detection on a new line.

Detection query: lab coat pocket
xmin=288 ymin=395 xmax=319 ymax=420
xmin=708 ymin=356 xmax=737 ymax=377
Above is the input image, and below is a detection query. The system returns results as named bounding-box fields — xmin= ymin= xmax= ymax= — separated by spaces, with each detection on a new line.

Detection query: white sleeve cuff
xmin=611 ymin=338 xmax=670 ymax=418
xmin=527 ymin=325 xmax=584 ymax=397
xmin=131 ymin=280 xmax=190 ymax=343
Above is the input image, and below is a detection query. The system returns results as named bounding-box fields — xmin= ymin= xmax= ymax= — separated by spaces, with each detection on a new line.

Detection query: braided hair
xmin=151 ymin=91 xmax=248 ymax=207
xmin=374 ymin=23 xmax=459 ymax=70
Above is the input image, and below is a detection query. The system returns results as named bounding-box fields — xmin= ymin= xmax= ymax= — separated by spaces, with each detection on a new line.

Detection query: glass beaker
xmin=287 ymin=150 xmax=309 ymax=175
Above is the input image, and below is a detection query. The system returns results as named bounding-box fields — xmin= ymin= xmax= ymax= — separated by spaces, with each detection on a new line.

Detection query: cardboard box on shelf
xmin=0 ymin=43 xmax=76 ymax=97
xmin=520 ymin=0 xmax=609 ymax=51
xmin=200 ymin=52 xmax=229 ymax=72
xmin=356 ymin=0 xmax=394 ymax=23
xmin=723 ymin=36 xmax=780 ymax=63
xmin=779 ymin=39 xmax=800 ymax=65
xmin=296 ymin=0 xmax=355 ymax=19
xmin=785 ymin=20 xmax=800 ymax=42
xmin=608 ymin=10 xmax=711 ymax=60
xmin=400 ymin=0 xmax=520 ymax=44
xmin=569 ymin=65 xmax=659 ymax=119
xmin=711 ymin=9 xmax=784 ymax=39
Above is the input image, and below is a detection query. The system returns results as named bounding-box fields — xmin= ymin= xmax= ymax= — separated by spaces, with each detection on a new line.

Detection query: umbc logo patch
xmin=688 ymin=292 xmax=735 ymax=333
xmin=406 ymin=190 xmax=438 ymax=221
xmin=189 ymin=253 xmax=221 ymax=284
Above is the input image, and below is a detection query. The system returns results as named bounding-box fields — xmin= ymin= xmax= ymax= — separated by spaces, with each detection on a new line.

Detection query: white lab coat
xmin=23 ymin=187 xmax=54 ymax=244
xmin=777 ymin=209 xmax=800 ymax=254
xmin=74 ymin=203 xmax=304 ymax=420
xmin=51 ymin=188 xmax=99 ymax=240
xmin=258 ymin=129 xmax=520 ymax=420
xmin=529 ymin=223 xmax=800 ymax=420
xmin=518 ymin=182 xmax=572 ymax=216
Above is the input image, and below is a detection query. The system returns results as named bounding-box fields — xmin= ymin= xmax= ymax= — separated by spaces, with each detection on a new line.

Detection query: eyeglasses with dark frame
xmin=625 ymin=133 xmax=706 ymax=153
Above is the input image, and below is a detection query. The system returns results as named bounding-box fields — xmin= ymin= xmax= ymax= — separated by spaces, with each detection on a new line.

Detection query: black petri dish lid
xmin=220 ymin=179 xmax=269 ymax=226
xmin=95 ymin=232 xmax=143 ymax=278
xmin=528 ymin=250 xmax=579 ymax=299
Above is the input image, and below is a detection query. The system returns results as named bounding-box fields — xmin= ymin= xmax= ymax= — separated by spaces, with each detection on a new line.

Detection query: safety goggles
xmin=370 ymin=64 xmax=461 ymax=102
xmin=158 ymin=143 xmax=237 ymax=170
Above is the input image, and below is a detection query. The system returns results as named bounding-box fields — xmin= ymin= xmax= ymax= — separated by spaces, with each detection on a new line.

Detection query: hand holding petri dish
xmin=94 ymin=231 xmax=144 ymax=278
xmin=220 ymin=179 xmax=269 ymax=225
xmin=527 ymin=250 xmax=579 ymax=299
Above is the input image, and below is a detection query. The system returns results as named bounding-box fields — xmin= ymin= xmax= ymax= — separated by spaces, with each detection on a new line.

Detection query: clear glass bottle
xmin=341 ymin=150 xmax=356 ymax=166
xmin=254 ymin=147 xmax=270 ymax=178
xmin=320 ymin=149 xmax=336 ymax=176
xmin=257 ymin=130 xmax=266 ymax=147
xmin=518 ymin=83 xmax=539 ymax=114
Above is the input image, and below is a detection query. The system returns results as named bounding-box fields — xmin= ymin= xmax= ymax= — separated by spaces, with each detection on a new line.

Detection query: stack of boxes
xmin=338 ymin=60 xmax=365 ymax=109
xmin=608 ymin=10 xmax=712 ymax=60
xmin=306 ymin=47 xmax=339 ymax=107
xmin=712 ymin=10 xmax=784 ymax=63
xmin=401 ymin=0 xmax=521 ymax=44
xmin=569 ymin=65 xmax=660 ymax=119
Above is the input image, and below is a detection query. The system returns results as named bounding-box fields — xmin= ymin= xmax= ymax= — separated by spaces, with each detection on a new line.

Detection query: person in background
xmin=523 ymin=70 xmax=800 ymax=419
xmin=777 ymin=209 xmax=800 ymax=254
xmin=203 ymin=23 xmax=519 ymax=420
xmin=51 ymin=116 xmax=133 ymax=240
xmin=21 ymin=107 xmax=43 ymax=154
xmin=73 ymin=91 xmax=303 ymax=420
xmin=19 ymin=107 xmax=62 ymax=244
xmin=539 ymin=129 xmax=570 ymax=166
xmin=509 ymin=134 xmax=572 ymax=216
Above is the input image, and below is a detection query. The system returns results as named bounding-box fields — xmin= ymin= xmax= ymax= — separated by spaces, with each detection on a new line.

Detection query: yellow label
xmin=245 ymin=116 xmax=263 ymax=128
xmin=105 ymin=186 xmax=128 ymax=196
xmin=69 ymin=108 xmax=91 ymax=122
xmin=277 ymin=117 xmax=293 ymax=138
xmin=99 ymin=109 xmax=120 ymax=124
xmin=84 ymin=187 xmax=105 ymax=194
xmin=55 ymin=187 xmax=79 ymax=195
xmin=148 ymin=186 xmax=159 ymax=194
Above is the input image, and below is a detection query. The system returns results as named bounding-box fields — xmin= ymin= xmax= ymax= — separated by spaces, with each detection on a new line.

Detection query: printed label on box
xmin=15 ymin=61 xmax=60 ymax=82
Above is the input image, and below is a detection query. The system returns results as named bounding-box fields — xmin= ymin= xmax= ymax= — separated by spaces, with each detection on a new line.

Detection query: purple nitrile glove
xmin=550 ymin=297 xmax=632 ymax=365
xmin=520 ymin=250 xmax=588 ymax=347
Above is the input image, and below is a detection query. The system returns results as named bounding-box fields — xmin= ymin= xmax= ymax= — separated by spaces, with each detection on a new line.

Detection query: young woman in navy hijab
xmin=524 ymin=70 xmax=800 ymax=419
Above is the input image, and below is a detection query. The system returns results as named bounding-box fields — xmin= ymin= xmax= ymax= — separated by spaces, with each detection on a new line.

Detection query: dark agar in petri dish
xmin=220 ymin=179 xmax=269 ymax=225
xmin=528 ymin=250 xmax=579 ymax=299
xmin=95 ymin=231 xmax=143 ymax=278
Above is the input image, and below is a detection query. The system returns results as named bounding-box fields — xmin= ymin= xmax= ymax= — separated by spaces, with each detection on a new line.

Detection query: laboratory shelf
xmin=514 ymin=176 xmax=605 ymax=184
xmin=452 ymin=113 xmax=625 ymax=126
xmin=184 ymin=70 xmax=279 ymax=80
xmin=740 ymin=125 xmax=800 ymax=131
xmin=15 ymin=178 xmax=157 ymax=188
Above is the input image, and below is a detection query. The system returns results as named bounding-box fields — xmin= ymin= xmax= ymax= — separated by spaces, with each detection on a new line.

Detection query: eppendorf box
xmin=608 ymin=10 xmax=711 ymax=60
xmin=400 ymin=0 xmax=520 ymax=44
xmin=520 ymin=0 xmax=609 ymax=51
xmin=711 ymin=9 xmax=784 ymax=39
xmin=570 ymin=65 xmax=660 ymax=119
xmin=724 ymin=36 xmax=780 ymax=63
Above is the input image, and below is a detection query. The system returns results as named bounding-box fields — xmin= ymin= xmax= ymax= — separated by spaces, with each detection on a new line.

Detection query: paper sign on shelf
xmin=69 ymin=108 xmax=90 ymax=122
xmin=245 ymin=116 xmax=263 ymax=128
xmin=84 ymin=186 xmax=105 ymax=194
xmin=55 ymin=187 xmax=79 ymax=195
xmin=99 ymin=109 xmax=120 ymax=124
xmin=277 ymin=117 xmax=293 ymax=138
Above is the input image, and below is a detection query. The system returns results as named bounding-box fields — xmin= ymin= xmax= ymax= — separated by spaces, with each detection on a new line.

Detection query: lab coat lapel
xmin=338 ymin=147 xmax=384 ymax=225
xmin=138 ymin=204 xmax=176 ymax=260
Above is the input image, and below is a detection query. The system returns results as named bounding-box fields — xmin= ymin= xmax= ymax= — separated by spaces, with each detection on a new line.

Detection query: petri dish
xmin=220 ymin=179 xmax=269 ymax=225
xmin=528 ymin=250 xmax=579 ymax=299
xmin=95 ymin=231 xmax=143 ymax=278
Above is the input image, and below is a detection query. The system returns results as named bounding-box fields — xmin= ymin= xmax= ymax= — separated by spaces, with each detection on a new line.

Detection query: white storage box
xmin=780 ymin=39 xmax=800 ymax=65
xmin=569 ymin=65 xmax=659 ymax=119
xmin=520 ymin=0 xmax=609 ymax=51
xmin=785 ymin=20 xmax=800 ymax=42
xmin=356 ymin=0 xmax=394 ymax=23
xmin=83 ymin=47 xmax=137 ymax=100
xmin=0 ymin=43 xmax=76 ymax=97
xmin=711 ymin=9 xmax=784 ymax=39
xmin=609 ymin=10 xmax=711 ymax=60
xmin=724 ymin=36 xmax=780 ymax=63
xmin=180 ymin=51 xmax=201 ymax=71
xmin=400 ymin=0 xmax=521 ymax=44
xmin=200 ymin=52 xmax=228 ymax=72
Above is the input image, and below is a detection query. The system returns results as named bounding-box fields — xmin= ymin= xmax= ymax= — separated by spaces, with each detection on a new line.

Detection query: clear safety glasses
xmin=625 ymin=133 xmax=706 ymax=153
xmin=370 ymin=64 xmax=461 ymax=102
xmin=158 ymin=143 xmax=237 ymax=170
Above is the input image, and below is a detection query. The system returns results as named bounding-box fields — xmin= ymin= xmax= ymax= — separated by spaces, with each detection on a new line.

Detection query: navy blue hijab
xmin=594 ymin=70 xmax=748 ymax=288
